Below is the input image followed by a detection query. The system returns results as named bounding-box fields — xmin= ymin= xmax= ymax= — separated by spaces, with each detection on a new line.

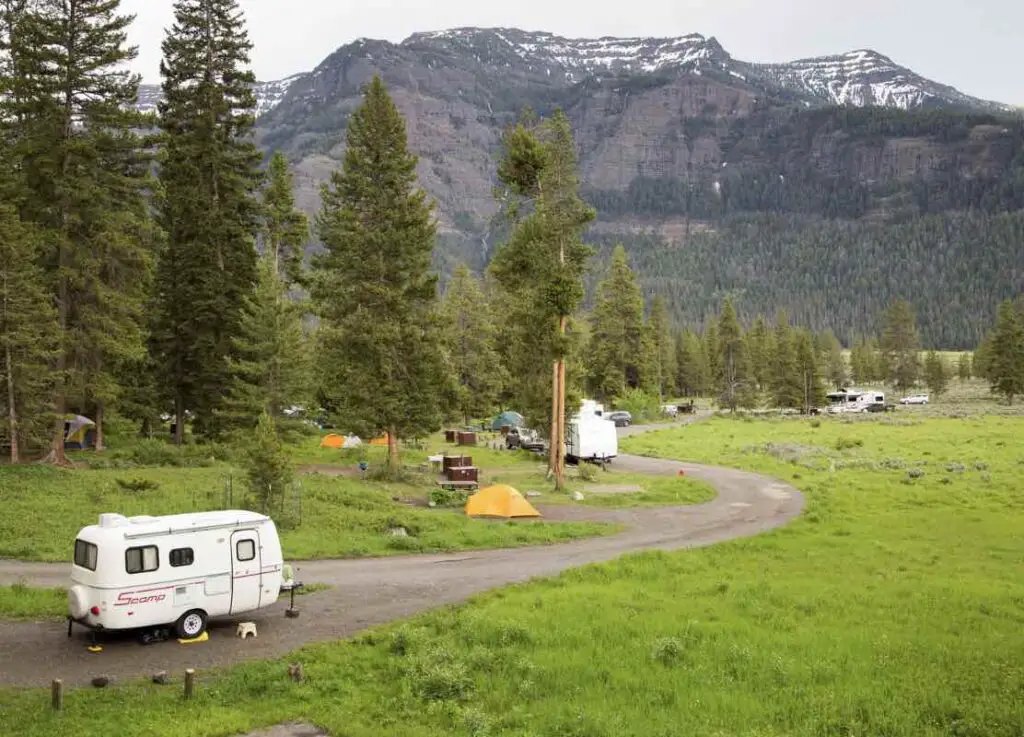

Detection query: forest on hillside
xmin=591 ymin=210 xmax=1024 ymax=348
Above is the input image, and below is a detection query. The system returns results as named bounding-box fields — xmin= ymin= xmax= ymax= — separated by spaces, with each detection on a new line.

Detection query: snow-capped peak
xmin=403 ymin=27 xmax=731 ymax=77
xmin=750 ymin=49 xmax=1004 ymax=110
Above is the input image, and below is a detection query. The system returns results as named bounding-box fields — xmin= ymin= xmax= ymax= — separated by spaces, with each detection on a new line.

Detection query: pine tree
xmin=771 ymin=311 xmax=802 ymax=409
xmin=0 ymin=202 xmax=58 ymax=461
xmin=647 ymin=295 xmax=676 ymax=398
xmin=746 ymin=314 xmax=771 ymax=390
xmin=261 ymin=151 xmax=308 ymax=286
xmin=923 ymin=350 xmax=949 ymax=397
xmin=10 ymin=0 xmax=152 ymax=461
xmin=491 ymin=109 xmax=594 ymax=489
xmin=794 ymin=329 xmax=826 ymax=412
xmin=153 ymin=0 xmax=263 ymax=443
xmin=957 ymin=352 xmax=972 ymax=382
xmin=716 ymin=297 xmax=753 ymax=411
xmin=820 ymin=330 xmax=848 ymax=389
xmin=973 ymin=335 xmax=994 ymax=382
xmin=703 ymin=321 xmax=721 ymax=391
xmin=675 ymin=329 xmax=709 ymax=398
xmin=312 ymin=76 xmax=447 ymax=476
xmin=225 ymin=254 xmax=312 ymax=430
xmin=986 ymin=299 xmax=1024 ymax=404
xmin=585 ymin=245 xmax=644 ymax=402
xmin=439 ymin=264 xmax=506 ymax=425
xmin=244 ymin=411 xmax=294 ymax=520
xmin=880 ymin=299 xmax=920 ymax=392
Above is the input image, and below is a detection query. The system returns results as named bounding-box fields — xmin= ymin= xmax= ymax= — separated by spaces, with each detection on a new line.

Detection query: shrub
xmin=429 ymin=487 xmax=470 ymax=508
xmin=834 ymin=436 xmax=864 ymax=451
xmin=577 ymin=463 xmax=598 ymax=482
xmin=651 ymin=636 xmax=685 ymax=667
xmin=613 ymin=388 xmax=661 ymax=422
xmin=410 ymin=648 xmax=475 ymax=702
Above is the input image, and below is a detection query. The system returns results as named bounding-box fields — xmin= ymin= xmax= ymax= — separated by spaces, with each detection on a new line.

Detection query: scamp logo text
xmin=114 ymin=591 xmax=166 ymax=606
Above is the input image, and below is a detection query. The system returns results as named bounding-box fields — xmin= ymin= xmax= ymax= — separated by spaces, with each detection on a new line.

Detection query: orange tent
xmin=465 ymin=484 xmax=541 ymax=519
xmin=319 ymin=434 xmax=344 ymax=448
xmin=368 ymin=433 xmax=390 ymax=446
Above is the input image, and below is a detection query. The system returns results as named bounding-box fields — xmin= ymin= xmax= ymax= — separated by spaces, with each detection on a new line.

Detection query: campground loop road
xmin=0 ymin=422 xmax=803 ymax=687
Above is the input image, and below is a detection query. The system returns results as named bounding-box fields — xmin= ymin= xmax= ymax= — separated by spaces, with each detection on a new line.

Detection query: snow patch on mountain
xmin=135 ymin=73 xmax=307 ymax=118
xmin=750 ymin=49 xmax=1004 ymax=110
xmin=405 ymin=27 xmax=731 ymax=79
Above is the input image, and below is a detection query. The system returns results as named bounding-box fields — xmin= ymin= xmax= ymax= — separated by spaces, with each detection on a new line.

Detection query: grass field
xmin=0 ymin=461 xmax=613 ymax=563
xmin=3 ymin=415 xmax=1021 ymax=736
xmin=0 ymin=432 xmax=712 ymax=563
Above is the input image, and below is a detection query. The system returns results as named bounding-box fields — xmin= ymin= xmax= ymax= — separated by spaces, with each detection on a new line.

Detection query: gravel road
xmin=0 ymin=422 xmax=803 ymax=687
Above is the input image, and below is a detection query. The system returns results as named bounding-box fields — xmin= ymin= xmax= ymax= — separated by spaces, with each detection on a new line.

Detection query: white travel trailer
xmin=67 ymin=510 xmax=286 ymax=640
xmin=565 ymin=413 xmax=618 ymax=463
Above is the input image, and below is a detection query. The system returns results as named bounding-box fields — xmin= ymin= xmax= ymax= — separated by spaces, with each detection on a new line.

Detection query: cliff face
xmin=135 ymin=28 xmax=1024 ymax=345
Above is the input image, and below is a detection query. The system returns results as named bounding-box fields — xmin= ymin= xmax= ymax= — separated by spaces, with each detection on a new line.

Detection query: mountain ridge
xmin=137 ymin=27 xmax=1011 ymax=117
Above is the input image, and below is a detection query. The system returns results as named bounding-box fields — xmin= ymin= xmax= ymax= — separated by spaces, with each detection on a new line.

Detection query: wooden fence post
xmin=51 ymin=679 xmax=63 ymax=710
xmin=184 ymin=668 xmax=195 ymax=700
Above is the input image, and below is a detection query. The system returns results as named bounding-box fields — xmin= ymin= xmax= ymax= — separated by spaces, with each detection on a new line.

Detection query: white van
xmin=565 ymin=414 xmax=618 ymax=463
xmin=67 ymin=510 xmax=286 ymax=640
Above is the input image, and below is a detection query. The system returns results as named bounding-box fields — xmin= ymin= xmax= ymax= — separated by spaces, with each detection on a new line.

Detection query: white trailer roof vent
xmin=98 ymin=513 xmax=130 ymax=528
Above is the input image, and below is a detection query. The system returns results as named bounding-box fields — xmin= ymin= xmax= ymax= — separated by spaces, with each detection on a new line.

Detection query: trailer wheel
xmin=175 ymin=609 xmax=207 ymax=639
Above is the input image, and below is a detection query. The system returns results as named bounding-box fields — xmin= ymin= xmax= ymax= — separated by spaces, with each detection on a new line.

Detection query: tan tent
xmin=465 ymin=484 xmax=541 ymax=519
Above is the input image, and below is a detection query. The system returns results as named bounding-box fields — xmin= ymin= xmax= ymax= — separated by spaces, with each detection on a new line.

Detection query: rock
xmin=571 ymin=491 xmax=584 ymax=501
xmin=151 ymin=671 xmax=169 ymax=685
xmin=388 ymin=527 xmax=408 ymax=537
xmin=91 ymin=676 xmax=110 ymax=688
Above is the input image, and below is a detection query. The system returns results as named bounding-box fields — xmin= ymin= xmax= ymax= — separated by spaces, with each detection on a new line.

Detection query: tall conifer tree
xmin=585 ymin=245 xmax=644 ymax=402
xmin=10 ymin=0 xmax=152 ymax=460
xmin=439 ymin=265 xmax=505 ymax=425
xmin=261 ymin=150 xmax=308 ymax=286
xmin=153 ymin=0 xmax=263 ymax=442
xmin=491 ymin=109 xmax=594 ymax=489
xmin=312 ymin=75 xmax=446 ymax=475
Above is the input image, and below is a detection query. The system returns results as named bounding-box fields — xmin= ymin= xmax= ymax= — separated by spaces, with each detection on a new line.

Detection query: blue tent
xmin=491 ymin=411 xmax=524 ymax=431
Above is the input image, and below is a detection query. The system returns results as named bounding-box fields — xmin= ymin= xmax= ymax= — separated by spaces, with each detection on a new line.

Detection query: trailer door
xmin=230 ymin=529 xmax=262 ymax=614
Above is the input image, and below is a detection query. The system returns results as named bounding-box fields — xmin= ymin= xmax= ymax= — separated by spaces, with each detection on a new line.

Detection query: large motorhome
xmin=825 ymin=389 xmax=886 ymax=414
xmin=67 ymin=510 xmax=287 ymax=640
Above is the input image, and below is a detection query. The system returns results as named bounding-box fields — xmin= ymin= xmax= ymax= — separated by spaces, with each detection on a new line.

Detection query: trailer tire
xmin=175 ymin=609 xmax=207 ymax=639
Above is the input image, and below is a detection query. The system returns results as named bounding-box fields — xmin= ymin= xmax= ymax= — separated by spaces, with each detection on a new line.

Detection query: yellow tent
xmin=320 ymin=434 xmax=344 ymax=449
xmin=465 ymin=484 xmax=541 ymax=519
xmin=368 ymin=433 xmax=390 ymax=446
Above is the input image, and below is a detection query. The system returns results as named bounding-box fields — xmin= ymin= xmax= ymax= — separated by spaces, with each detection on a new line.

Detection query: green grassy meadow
xmin=3 ymin=415 xmax=1022 ymax=735
xmin=0 ymin=447 xmax=615 ymax=563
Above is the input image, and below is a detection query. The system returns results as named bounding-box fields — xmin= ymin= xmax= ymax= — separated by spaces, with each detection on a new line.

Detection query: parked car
xmin=505 ymin=427 xmax=546 ymax=452
xmin=899 ymin=394 xmax=930 ymax=405
xmin=606 ymin=411 xmax=632 ymax=427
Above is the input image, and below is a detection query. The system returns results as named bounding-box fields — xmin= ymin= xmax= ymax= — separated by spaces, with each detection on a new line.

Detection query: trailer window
xmin=236 ymin=539 xmax=256 ymax=561
xmin=74 ymin=540 xmax=97 ymax=571
xmin=125 ymin=545 xmax=159 ymax=574
xmin=169 ymin=548 xmax=194 ymax=567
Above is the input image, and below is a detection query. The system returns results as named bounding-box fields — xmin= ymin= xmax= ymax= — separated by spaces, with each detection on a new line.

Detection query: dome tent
xmin=465 ymin=484 xmax=540 ymax=519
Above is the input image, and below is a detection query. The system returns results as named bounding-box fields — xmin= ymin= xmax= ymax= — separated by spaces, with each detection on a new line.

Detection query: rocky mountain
xmin=136 ymin=28 xmax=1024 ymax=345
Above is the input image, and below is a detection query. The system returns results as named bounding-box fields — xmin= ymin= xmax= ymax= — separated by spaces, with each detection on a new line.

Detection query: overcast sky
xmin=121 ymin=0 xmax=1023 ymax=105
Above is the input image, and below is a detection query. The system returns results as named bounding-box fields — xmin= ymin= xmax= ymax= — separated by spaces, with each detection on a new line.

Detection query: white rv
xmin=67 ymin=510 xmax=286 ymax=640
xmin=565 ymin=414 xmax=618 ymax=463
xmin=825 ymin=389 xmax=886 ymax=414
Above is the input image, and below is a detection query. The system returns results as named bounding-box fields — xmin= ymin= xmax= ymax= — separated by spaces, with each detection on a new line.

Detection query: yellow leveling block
xmin=177 ymin=631 xmax=209 ymax=645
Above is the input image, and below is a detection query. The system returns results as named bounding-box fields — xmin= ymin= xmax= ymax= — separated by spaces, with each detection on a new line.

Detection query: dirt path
xmin=0 ymin=421 xmax=803 ymax=687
